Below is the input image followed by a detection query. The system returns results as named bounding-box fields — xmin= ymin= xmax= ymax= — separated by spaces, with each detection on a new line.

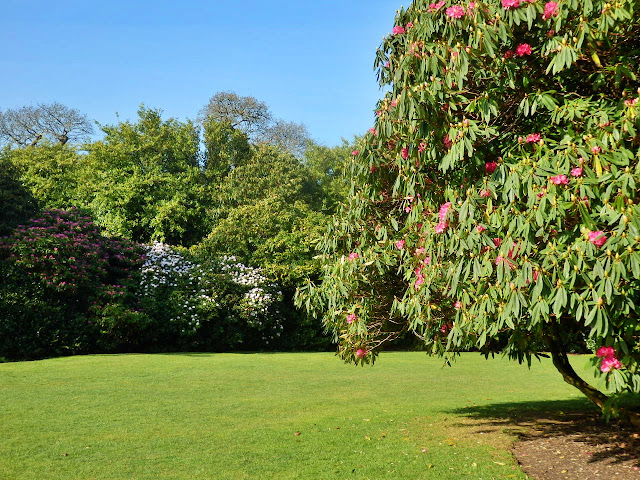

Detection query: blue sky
xmin=1 ymin=1 xmax=404 ymax=147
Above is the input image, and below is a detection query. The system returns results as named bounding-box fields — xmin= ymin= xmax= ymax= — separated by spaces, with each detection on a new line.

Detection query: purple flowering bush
xmin=0 ymin=208 xmax=147 ymax=359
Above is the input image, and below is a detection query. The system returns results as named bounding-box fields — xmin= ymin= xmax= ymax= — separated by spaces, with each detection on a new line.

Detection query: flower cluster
xmin=596 ymin=346 xmax=622 ymax=373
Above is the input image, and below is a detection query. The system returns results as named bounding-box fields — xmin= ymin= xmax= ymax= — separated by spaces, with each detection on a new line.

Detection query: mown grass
xmin=1 ymin=352 xmax=597 ymax=479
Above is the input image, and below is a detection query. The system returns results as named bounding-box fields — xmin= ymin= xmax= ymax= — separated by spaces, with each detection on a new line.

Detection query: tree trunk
xmin=545 ymin=335 xmax=609 ymax=409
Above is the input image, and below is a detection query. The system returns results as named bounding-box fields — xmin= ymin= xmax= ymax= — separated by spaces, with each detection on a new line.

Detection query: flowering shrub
xmin=297 ymin=0 xmax=640 ymax=416
xmin=139 ymin=243 xmax=284 ymax=350
xmin=0 ymin=208 xmax=146 ymax=359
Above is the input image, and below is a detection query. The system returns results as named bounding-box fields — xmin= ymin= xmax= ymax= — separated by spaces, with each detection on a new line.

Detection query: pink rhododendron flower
xmin=588 ymin=230 xmax=607 ymax=247
xmin=601 ymin=357 xmax=622 ymax=373
xmin=418 ymin=142 xmax=427 ymax=153
xmin=443 ymin=134 xmax=452 ymax=149
xmin=369 ymin=127 xmax=378 ymax=136
xmin=625 ymin=97 xmax=639 ymax=106
xmin=542 ymin=1 xmax=559 ymax=19
xmin=435 ymin=222 xmax=447 ymax=234
xmin=415 ymin=275 xmax=425 ymax=287
xmin=424 ymin=255 xmax=431 ymax=265
xmin=428 ymin=1 xmax=446 ymax=12
xmin=401 ymin=147 xmax=409 ymax=159
xmin=446 ymin=5 xmax=466 ymax=18
xmin=571 ymin=167 xmax=583 ymax=177
xmin=454 ymin=301 xmax=462 ymax=309
xmin=516 ymin=43 xmax=532 ymax=56
xmin=356 ymin=348 xmax=367 ymax=358
xmin=384 ymin=61 xmax=390 ymax=68
xmin=346 ymin=313 xmax=357 ymax=324
xmin=480 ymin=189 xmax=491 ymax=197
xmin=395 ymin=240 xmax=406 ymax=250
xmin=439 ymin=202 xmax=453 ymax=222
xmin=526 ymin=133 xmax=541 ymax=143
xmin=493 ymin=238 xmax=502 ymax=247
xmin=392 ymin=26 xmax=406 ymax=35
xmin=485 ymin=161 xmax=498 ymax=174
xmin=406 ymin=22 xmax=414 ymax=28
xmin=352 ymin=150 xmax=359 ymax=156
xmin=476 ymin=225 xmax=487 ymax=233
xmin=550 ymin=174 xmax=568 ymax=185
xmin=415 ymin=247 xmax=425 ymax=256
xmin=596 ymin=346 xmax=616 ymax=358
xmin=348 ymin=252 xmax=359 ymax=260
xmin=591 ymin=146 xmax=601 ymax=154
xmin=537 ymin=188 xmax=547 ymax=198
xmin=502 ymin=0 xmax=521 ymax=9
xmin=390 ymin=100 xmax=398 ymax=108
xmin=532 ymin=270 xmax=539 ymax=282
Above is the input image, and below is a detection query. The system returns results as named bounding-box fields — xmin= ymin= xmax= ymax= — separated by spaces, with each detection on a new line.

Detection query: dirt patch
xmin=513 ymin=412 xmax=640 ymax=479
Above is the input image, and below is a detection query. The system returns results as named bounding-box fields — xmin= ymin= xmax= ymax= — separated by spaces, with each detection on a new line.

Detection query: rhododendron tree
xmin=297 ymin=0 xmax=640 ymax=418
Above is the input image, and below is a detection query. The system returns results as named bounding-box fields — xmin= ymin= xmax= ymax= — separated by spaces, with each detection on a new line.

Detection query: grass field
xmin=1 ymin=352 xmax=598 ymax=479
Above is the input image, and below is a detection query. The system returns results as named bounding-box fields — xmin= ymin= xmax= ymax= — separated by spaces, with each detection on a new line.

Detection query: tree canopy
xmin=297 ymin=0 xmax=640 ymax=418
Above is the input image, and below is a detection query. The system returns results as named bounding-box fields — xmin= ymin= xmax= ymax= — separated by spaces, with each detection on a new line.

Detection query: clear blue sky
xmin=1 ymin=1 xmax=404 ymax=147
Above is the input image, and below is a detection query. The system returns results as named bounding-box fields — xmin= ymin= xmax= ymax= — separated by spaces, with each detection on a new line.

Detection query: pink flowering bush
xmin=0 ymin=209 xmax=147 ymax=359
xmin=297 ymin=0 xmax=640 ymax=415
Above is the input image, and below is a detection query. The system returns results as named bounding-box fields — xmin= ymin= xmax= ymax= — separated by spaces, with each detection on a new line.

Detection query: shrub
xmin=0 ymin=208 xmax=146 ymax=359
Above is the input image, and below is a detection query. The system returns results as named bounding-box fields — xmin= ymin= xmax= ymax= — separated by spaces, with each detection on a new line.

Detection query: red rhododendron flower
xmin=542 ymin=1 xmax=559 ymax=19
xmin=516 ymin=43 xmax=532 ymax=56
xmin=356 ymin=348 xmax=367 ymax=358
xmin=588 ymin=230 xmax=607 ymax=247
xmin=502 ymin=0 xmax=521 ymax=9
xmin=596 ymin=346 xmax=616 ymax=358
xmin=485 ymin=161 xmax=498 ymax=174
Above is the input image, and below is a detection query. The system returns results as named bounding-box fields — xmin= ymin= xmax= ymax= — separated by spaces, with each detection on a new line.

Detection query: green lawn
xmin=1 ymin=352 xmax=597 ymax=480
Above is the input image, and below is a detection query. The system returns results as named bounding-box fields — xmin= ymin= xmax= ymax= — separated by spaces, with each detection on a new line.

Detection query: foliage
xmin=4 ymin=144 xmax=84 ymax=209
xmin=0 ymin=155 xmax=40 ymax=236
xmin=0 ymin=102 xmax=93 ymax=147
xmin=0 ymin=209 xmax=146 ymax=359
xmin=297 ymin=0 xmax=640 ymax=414
xmin=202 ymin=118 xmax=252 ymax=177
xmin=83 ymin=106 xmax=211 ymax=245
xmin=303 ymin=140 xmax=357 ymax=211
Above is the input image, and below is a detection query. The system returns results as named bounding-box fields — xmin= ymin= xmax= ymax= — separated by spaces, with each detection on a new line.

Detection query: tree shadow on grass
xmin=446 ymin=398 xmax=640 ymax=477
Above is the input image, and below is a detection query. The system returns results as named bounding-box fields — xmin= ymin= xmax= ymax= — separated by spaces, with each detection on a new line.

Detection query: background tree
xmin=3 ymin=144 xmax=84 ymax=209
xmin=83 ymin=106 xmax=210 ymax=245
xmin=0 ymin=155 xmax=40 ymax=236
xmin=297 ymin=0 xmax=640 ymax=419
xmin=199 ymin=91 xmax=311 ymax=156
xmin=0 ymin=102 xmax=93 ymax=147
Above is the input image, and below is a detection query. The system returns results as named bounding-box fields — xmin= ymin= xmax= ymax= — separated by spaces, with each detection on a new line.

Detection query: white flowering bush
xmin=139 ymin=243 xmax=283 ymax=350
